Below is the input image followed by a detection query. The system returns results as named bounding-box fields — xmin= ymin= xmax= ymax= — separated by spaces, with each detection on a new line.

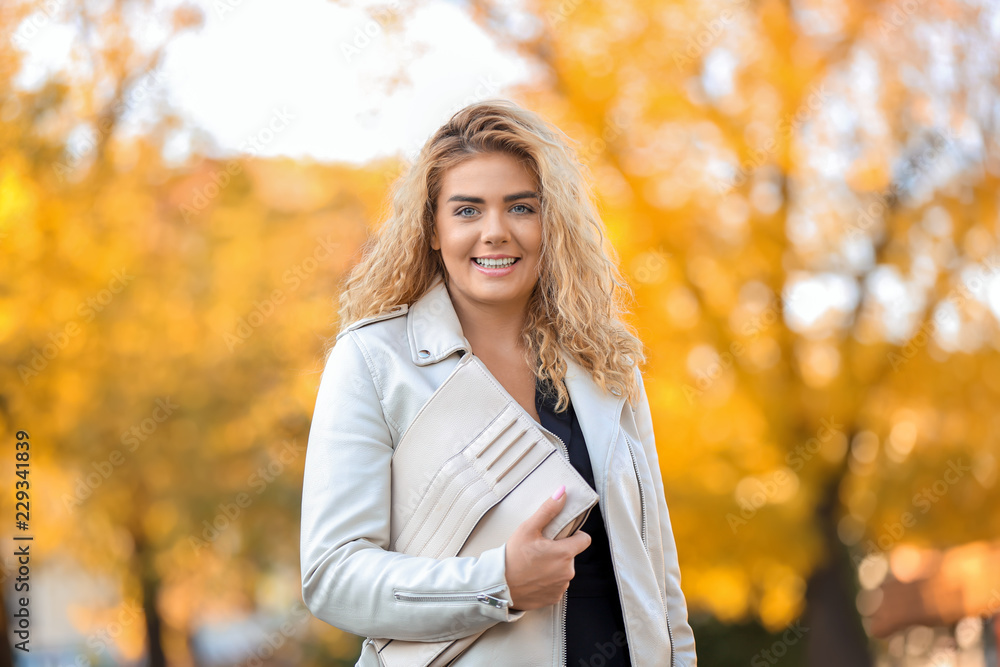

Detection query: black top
xmin=535 ymin=375 xmax=632 ymax=667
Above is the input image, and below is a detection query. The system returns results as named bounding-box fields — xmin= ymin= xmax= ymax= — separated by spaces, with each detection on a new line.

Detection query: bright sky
xmin=13 ymin=0 xmax=534 ymax=165
xmin=11 ymin=0 xmax=1000 ymax=339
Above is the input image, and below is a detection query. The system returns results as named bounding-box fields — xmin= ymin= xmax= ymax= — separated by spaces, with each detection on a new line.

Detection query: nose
xmin=481 ymin=208 xmax=510 ymax=245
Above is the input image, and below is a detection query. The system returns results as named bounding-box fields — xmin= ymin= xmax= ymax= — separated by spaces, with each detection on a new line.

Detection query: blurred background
xmin=2 ymin=0 xmax=1000 ymax=664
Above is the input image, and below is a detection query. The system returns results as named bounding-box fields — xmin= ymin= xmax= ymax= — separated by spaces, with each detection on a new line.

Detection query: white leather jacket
xmin=300 ymin=276 xmax=697 ymax=666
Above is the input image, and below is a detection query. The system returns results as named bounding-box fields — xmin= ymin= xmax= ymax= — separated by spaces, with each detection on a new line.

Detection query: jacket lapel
xmin=562 ymin=356 xmax=626 ymax=495
xmin=406 ymin=276 xmax=626 ymax=492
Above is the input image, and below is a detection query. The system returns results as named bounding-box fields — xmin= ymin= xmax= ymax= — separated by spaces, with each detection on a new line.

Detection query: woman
xmin=300 ymin=99 xmax=697 ymax=666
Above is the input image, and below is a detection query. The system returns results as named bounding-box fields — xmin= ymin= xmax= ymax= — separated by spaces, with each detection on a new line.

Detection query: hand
xmin=503 ymin=485 xmax=591 ymax=611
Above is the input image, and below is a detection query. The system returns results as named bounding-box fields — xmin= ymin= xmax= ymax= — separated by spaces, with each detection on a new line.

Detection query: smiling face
xmin=430 ymin=151 xmax=543 ymax=318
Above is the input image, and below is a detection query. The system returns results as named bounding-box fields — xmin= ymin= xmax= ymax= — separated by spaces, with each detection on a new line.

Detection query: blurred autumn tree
xmin=1 ymin=1 xmax=378 ymax=664
xmin=446 ymin=0 xmax=1000 ymax=664
xmin=3 ymin=0 xmax=999 ymax=665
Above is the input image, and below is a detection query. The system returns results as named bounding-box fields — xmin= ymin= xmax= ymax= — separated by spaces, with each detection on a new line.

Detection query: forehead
xmin=439 ymin=153 xmax=537 ymax=192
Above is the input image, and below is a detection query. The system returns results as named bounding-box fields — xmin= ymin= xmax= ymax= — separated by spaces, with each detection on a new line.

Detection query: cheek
xmin=437 ymin=228 xmax=474 ymax=257
xmin=526 ymin=228 xmax=543 ymax=255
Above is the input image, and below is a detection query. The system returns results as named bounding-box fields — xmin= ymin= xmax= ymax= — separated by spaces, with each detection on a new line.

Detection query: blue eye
xmin=455 ymin=204 xmax=534 ymax=217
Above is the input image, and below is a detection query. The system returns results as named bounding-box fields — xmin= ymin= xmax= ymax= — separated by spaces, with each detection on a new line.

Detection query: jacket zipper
xmin=536 ymin=422 xmax=570 ymax=666
xmin=393 ymin=586 xmax=510 ymax=609
xmin=624 ymin=431 xmax=648 ymax=551
xmin=559 ymin=587 xmax=568 ymax=666
xmin=536 ymin=421 xmax=570 ymax=460
xmin=477 ymin=361 xmax=579 ymax=666
xmin=488 ymin=370 xmax=668 ymax=665
xmin=480 ymin=363 xmax=573 ymax=666
xmin=623 ymin=431 xmax=674 ymax=667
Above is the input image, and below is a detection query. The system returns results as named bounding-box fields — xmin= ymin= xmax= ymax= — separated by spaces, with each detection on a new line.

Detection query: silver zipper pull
xmin=477 ymin=593 xmax=508 ymax=609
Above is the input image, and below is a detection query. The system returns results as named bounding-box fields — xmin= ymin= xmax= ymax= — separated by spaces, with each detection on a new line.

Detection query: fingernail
xmin=551 ymin=484 xmax=566 ymax=500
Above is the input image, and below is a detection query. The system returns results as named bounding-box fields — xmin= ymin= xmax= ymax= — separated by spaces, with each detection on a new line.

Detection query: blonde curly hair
xmin=329 ymin=98 xmax=646 ymax=412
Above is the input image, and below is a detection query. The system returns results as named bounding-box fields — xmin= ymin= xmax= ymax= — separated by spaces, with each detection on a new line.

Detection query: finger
xmin=565 ymin=530 xmax=591 ymax=554
xmin=519 ymin=485 xmax=568 ymax=535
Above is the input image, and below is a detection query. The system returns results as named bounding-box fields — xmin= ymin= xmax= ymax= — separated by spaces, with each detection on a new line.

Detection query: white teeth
xmin=474 ymin=257 xmax=517 ymax=268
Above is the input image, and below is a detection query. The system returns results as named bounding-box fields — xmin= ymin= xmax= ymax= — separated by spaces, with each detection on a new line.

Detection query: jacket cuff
xmin=479 ymin=543 xmax=527 ymax=623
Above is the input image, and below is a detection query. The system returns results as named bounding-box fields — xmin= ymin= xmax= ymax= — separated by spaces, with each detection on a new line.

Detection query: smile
xmin=473 ymin=257 xmax=519 ymax=268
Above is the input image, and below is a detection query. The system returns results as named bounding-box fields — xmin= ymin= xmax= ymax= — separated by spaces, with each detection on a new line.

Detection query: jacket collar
xmin=407 ymin=275 xmax=472 ymax=366
xmin=407 ymin=275 xmax=627 ymax=468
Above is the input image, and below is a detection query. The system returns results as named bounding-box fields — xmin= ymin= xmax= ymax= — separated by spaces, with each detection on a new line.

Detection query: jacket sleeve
xmin=300 ymin=332 xmax=526 ymax=641
xmin=633 ymin=365 xmax=698 ymax=665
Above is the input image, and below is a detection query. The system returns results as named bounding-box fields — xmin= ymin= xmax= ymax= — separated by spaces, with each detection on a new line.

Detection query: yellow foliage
xmin=2 ymin=1 xmax=998 ymax=661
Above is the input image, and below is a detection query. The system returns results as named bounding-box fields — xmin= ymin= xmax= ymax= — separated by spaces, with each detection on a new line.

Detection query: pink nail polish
xmin=551 ymin=484 xmax=566 ymax=500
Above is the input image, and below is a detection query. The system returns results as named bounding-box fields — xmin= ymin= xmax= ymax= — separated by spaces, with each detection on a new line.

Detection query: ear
xmin=430 ymin=226 xmax=440 ymax=251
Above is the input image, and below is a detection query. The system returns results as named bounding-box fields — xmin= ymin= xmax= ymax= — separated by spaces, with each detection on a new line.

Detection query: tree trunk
xmin=142 ymin=569 xmax=167 ymax=667
xmin=130 ymin=518 xmax=168 ymax=667
xmin=0 ymin=589 xmax=15 ymax=667
xmin=803 ymin=469 xmax=873 ymax=667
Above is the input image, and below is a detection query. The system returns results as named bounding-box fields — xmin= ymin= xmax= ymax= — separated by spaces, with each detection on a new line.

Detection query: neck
xmin=449 ymin=291 xmax=529 ymax=357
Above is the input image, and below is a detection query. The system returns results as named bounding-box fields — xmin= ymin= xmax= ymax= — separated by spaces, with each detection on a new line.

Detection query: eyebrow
xmin=445 ymin=191 xmax=540 ymax=204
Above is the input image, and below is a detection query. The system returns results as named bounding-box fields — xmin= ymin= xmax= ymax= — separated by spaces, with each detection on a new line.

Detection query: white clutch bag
xmin=369 ymin=351 xmax=599 ymax=666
